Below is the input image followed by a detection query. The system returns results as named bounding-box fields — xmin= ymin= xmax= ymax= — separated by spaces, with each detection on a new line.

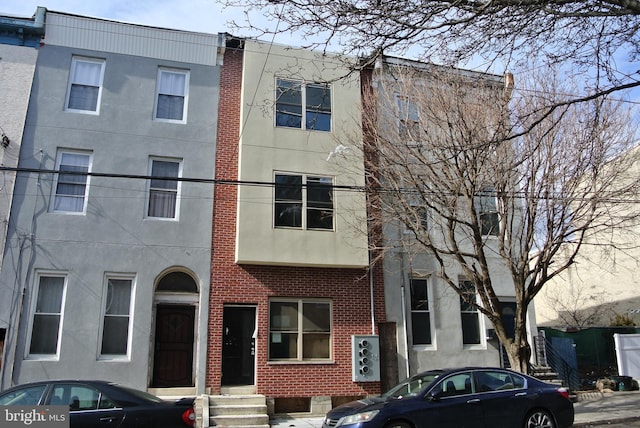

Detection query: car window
xmin=0 ymin=385 xmax=47 ymax=405
xmin=432 ymin=372 xmax=474 ymax=397
xmin=51 ymin=384 xmax=115 ymax=411
xmin=383 ymin=372 xmax=441 ymax=398
xmin=476 ymin=371 xmax=525 ymax=392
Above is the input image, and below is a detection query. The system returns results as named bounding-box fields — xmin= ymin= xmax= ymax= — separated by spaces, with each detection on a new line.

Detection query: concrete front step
xmin=198 ymin=394 xmax=269 ymax=428
xmin=148 ymin=387 xmax=196 ymax=400
xmin=209 ymin=395 xmax=267 ymax=407
xmin=210 ymin=414 xmax=270 ymax=427
xmin=211 ymin=404 xmax=268 ymax=416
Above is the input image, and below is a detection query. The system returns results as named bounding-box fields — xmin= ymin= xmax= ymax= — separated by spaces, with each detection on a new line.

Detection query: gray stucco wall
xmin=0 ymin=44 xmax=38 ymax=320
xmin=0 ymin=43 xmax=219 ymax=391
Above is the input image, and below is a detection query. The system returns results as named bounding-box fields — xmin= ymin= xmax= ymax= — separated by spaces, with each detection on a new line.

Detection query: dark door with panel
xmin=152 ymin=305 xmax=195 ymax=387
xmin=221 ymin=306 xmax=256 ymax=385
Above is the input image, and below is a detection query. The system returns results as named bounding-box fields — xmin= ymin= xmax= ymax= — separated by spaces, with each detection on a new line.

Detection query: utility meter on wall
xmin=352 ymin=335 xmax=381 ymax=382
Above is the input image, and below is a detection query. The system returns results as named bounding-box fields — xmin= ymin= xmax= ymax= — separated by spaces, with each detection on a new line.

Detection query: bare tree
xmin=221 ymin=0 xmax=640 ymax=101
xmin=353 ymin=59 xmax=640 ymax=373
xmin=542 ymin=281 xmax=610 ymax=329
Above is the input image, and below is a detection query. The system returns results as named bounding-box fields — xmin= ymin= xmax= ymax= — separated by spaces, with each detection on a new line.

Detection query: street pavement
xmin=270 ymin=390 xmax=640 ymax=428
xmin=573 ymin=390 xmax=640 ymax=426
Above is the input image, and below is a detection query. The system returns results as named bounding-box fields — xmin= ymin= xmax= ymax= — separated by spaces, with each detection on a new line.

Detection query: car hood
xmin=326 ymin=396 xmax=391 ymax=419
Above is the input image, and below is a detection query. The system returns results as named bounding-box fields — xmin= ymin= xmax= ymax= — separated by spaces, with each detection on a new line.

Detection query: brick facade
xmin=207 ymin=41 xmax=385 ymax=401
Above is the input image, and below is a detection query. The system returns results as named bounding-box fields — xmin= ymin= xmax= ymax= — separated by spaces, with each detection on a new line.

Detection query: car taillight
xmin=182 ymin=407 xmax=196 ymax=427
xmin=556 ymin=387 xmax=570 ymax=400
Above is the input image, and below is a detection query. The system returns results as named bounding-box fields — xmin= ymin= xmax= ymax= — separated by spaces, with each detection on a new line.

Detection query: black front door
xmin=152 ymin=305 xmax=195 ymax=387
xmin=501 ymin=302 xmax=517 ymax=339
xmin=221 ymin=306 xmax=256 ymax=386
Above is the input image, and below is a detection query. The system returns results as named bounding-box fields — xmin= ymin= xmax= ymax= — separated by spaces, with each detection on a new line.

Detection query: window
xmin=275 ymin=78 xmax=331 ymax=131
xmin=0 ymin=385 xmax=47 ymax=405
xmin=433 ymin=372 xmax=474 ymax=397
xmin=404 ymin=198 xmax=429 ymax=234
xmin=269 ymin=299 xmax=331 ymax=361
xmin=52 ymin=150 xmax=92 ymax=213
xmin=147 ymin=158 xmax=181 ymax=219
xmin=475 ymin=370 xmax=526 ymax=392
xmin=51 ymin=384 xmax=116 ymax=411
xmin=65 ymin=57 xmax=105 ymax=113
xmin=478 ymin=187 xmax=499 ymax=236
xmin=29 ymin=274 xmax=66 ymax=356
xmin=155 ymin=68 xmax=189 ymax=122
xmin=100 ymin=276 xmax=133 ymax=357
xmin=396 ymin=95 xmax=421 ymax=141
xmin=460 ymin=280 xmax=481 ymax=345
xmin=274 ymin=173 xmax=333 ymax=230
xmin=410 ymin=278 xmax=432 ymax=345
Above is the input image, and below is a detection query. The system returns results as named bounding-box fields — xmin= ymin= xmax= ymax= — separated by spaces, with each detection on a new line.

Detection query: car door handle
xmin=99 ymin=416 xmax=116 ymax=423
xmin=514 ymin=392 xmax=527 ymax=397
xmin=466 ymin=399 xmax=481 ymax=404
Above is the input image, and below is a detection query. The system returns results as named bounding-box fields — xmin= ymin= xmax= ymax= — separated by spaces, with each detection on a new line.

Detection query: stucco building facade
xmin=0 ymin=10 xmax=221 ymax=394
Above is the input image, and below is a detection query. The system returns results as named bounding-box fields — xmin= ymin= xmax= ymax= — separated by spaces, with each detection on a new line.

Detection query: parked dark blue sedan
xmin=0 ymin=380 xmax=195 ymax=428
xmin=323 ymin=367 xmax=574 ymax=428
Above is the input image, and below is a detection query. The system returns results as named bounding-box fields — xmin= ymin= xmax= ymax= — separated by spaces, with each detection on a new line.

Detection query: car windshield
xmin=0 ymin=385 xmax=47 ymax=405
xmin=382 ymin=372 xmax=442 ymax=399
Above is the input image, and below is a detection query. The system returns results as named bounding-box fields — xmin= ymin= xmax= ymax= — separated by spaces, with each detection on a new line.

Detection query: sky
xmin=0 ymin=0 xmax=283 ymax=42
xmin=3 ymin=0 xmax=639 ymax=107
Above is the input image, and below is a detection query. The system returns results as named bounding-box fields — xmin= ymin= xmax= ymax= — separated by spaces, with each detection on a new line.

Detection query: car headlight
xmin=337 ymin=410 xmax=380 ymax=426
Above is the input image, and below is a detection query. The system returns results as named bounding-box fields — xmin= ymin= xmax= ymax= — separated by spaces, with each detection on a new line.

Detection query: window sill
xmin=267 ymin=360 xmax=335 ymax=365
xmin=144 ymin=216 xmax=179 ymax=222
xmin=153 ymin=117 xmax=187 ymax=124
xmin=462 ymin=344 xmax=487 ymax=351
xmin=64 ymin=108 xmax=100 ymax=115
xmin=25 ymin=355 xmax=59 ymax=361
xmin=412 ymin=345 xmax=436 ymax=351
xmin=98 ymin=356 xmax=131 ymax=362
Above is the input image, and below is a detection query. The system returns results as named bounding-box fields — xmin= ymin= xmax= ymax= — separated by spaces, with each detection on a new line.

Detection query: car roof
xmin=412 ymin=367 xmax=528 ymax=378
xmin=1 ymin=380 xmax=122 ymax=393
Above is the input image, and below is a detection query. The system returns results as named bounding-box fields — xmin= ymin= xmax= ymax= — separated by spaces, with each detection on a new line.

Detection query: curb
xmin=574 ymin=391 xmax=604 ymax=402
xmin=572 ymin=415 xmax=640 ymax=427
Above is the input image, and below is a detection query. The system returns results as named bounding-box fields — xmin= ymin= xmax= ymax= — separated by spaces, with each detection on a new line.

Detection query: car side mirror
xmin=427 ymin=390 xmax=442 ymax=402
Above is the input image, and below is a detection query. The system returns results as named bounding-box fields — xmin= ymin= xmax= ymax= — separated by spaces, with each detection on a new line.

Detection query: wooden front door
xmin=152 ymin=305 xmax=195 ymax=387
xmin=221 ymin=306 xmax=256 ymax=386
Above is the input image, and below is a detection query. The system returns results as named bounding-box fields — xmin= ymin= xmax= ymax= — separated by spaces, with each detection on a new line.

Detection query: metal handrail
xmin=540 ymin=336 xmax=580 ymax=390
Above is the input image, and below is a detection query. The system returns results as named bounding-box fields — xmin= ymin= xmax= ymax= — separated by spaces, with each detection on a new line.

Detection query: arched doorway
xmin=152 ymin=271 xmax=198 ymax=388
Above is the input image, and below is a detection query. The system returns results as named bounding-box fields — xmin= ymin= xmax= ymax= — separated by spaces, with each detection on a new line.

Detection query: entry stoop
xmin=196 ymin=394 xmax=269 ymax=428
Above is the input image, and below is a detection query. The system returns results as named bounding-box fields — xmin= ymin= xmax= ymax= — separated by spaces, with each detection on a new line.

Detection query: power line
xmin=0 ymin=166 xmax=366 ymax=192
xmin=5 ymin=166 xmax=640 ymax=204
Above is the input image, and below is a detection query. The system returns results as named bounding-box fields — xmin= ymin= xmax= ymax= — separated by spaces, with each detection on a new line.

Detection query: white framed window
xmin=65 ymin=57 xmax=105 ymax=114
xmin=410 ymin=278 xmax=433 ymax=346
xmin=147 ymin=158 xmax=182 ymax=220
xmin=51 ymin=150 xmax=92 ymax=214
xmin=28 ymin=273 xmax=66 ymax=357
xmin=274 ymin=173 xmax=334 ymax=230
xmin=269 ymin=298 xmax=332 ymax=361
xmin=460 ymin=280 xmax=482 ymax=345
xmin=477 ymin=187 xmax=499 ymax=236
xmin=396 ymin=94 xmax=421 ymax=142
xmin=154 ymin=68 xmax=189 ymax=123
xmin=403 ymin=197 xmax=429 ymax=235
xmin=275 ymin=78 xmax=331 ymax=131
xmin=99 ymin=275 xmax=134 ymax=358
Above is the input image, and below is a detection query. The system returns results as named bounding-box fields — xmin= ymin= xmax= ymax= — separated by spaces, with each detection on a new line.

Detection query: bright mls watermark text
xmin=0 ymin=407 xmax=68 ymax=427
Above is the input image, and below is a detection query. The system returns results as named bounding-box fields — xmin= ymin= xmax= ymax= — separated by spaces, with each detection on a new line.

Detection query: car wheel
xmin=524 ymin=409 xmax=556 ymax=428
xmin=385 ymin=421 xmax=412 ymax=428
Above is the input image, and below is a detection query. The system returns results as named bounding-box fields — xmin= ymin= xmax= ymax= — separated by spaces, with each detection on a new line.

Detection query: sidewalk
xmin=270 ymin=391 xmax=640 ymax=428
xmin=573 ymin=390 xmax=640 ymax=426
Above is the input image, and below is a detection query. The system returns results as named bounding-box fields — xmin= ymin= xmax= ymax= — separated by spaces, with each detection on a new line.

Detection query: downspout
xmin=399 ymin=256 xmax=410 ymax=378
xmin=369 ymin=253 xmax=375 ymax=335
